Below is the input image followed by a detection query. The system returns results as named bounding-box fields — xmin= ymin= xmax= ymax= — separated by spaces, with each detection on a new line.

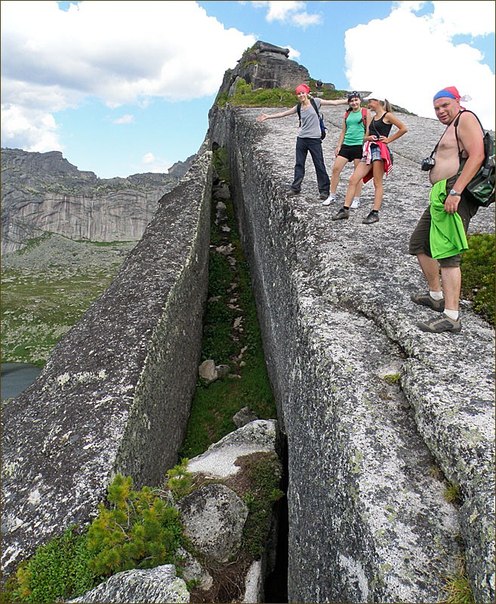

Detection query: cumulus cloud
xmin=344 ymin=1 xmax=495 ymax=129
xmin=1 ymin=104 xmax=62 ymax=152
xmin=113 ymin=114 xmax=135 ymax=125
xmin=1 ymin=0 xmax=255 ymax=151
xmin=140 ymin=152 xmax=172 ymax=174
xmin=250 ymin=1 xmax=322 ymax=27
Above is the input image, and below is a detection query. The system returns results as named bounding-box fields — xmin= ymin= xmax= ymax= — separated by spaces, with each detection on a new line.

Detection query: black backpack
xmin=297 ymin=97 xmax=327 ymax=140
xmin=454 ymin=110 xmax=495 ymax=207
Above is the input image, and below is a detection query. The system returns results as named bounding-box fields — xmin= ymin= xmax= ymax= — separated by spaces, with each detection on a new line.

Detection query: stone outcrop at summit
xmin=216 ymin=40 xmax=329 ymax=100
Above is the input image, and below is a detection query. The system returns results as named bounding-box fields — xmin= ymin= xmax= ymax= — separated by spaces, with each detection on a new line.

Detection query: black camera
xmin=421 ymin=156 xmax=436 ymax=171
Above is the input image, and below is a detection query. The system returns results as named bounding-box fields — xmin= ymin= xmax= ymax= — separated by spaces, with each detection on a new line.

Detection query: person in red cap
xmin=256 ymin=84 xmax=348 ymax=201
xmin=408 ymin=86 xmax=485 ymax=333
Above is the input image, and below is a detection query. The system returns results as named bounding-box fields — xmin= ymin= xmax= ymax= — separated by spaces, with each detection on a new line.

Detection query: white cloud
xmin=140 ymin=152 xmax=172 ymax=174
xmin=1 ymin=104 xmax=62 ymax=152
xmin=1 ymin=1 xmax=255 ymax=150
xmin=345 ymin=1 xmax=495 ymax=129
xmin=250 ymin=1 xmax=322 ymax=27
xmin=113 ymin=114 xmax=135 ymax=125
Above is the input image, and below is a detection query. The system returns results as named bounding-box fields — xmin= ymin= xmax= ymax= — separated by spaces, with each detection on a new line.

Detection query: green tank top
xmin=343 ymin=110 xmax=366 ymax=146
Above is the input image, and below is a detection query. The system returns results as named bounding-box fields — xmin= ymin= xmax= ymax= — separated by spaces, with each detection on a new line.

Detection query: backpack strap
xmin=344 ymin=107 xmax=368 ymax=128
xmin=361 ymin=108 xmax=368 ymax=127
xmin=298 ymin=97 xmax=321 ymax=126
xmin=453 ymin=109 xmax=484 ymax=160
xmin=309 ymin=97 xmax=320 ymax=117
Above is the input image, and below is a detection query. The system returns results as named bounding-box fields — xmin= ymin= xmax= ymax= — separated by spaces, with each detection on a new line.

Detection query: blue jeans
xmin=292 ymin=137 xmax=330 ymax=195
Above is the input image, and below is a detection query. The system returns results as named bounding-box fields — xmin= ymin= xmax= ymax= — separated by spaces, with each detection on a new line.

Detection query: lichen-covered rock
xmin=187 ymin=419 xmax=278 ymax=479
xmin=177 ymin=483 xmax=248 ymax=563
xmin=1 ymin=149 xmax=212 ymax=579
xmin=68 ymin=564 xmax=189 ymax=603
xmin=209 ymin=105 xmax=494 ymax=603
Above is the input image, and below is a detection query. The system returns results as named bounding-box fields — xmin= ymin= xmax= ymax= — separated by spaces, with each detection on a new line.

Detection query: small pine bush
xmin=166 ymin=459 xmax=194 ymax=500
xmin=86 ymin=474 xmax=183 ymax=577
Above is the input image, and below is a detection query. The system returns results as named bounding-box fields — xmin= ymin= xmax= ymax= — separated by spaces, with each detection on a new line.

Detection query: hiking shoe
xmin=411 ymin=292 xmax=445 ymax=312
xmin=363 ymin=210 xmax=379 ymax=224
xmin=287 ymin=188 xmax=300 ymax=196
xmin=350 ymin=197 xmax=361 ymax=209
xmin=332 ymin=206 xmax=350 ymax=220
xmin=417 ymin=314 xmax=461 ymax=334
xmin=321 ymin=194 xmax=336 ymax=206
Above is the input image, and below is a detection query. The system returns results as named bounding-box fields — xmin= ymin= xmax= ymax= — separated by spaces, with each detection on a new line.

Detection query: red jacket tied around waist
xmin=362 ymin=141 xmax=393 ymax=183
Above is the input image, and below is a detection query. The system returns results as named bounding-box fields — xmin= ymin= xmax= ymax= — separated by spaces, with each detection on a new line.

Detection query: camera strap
xmin=429 ymin=110 xmax=463 ymax=159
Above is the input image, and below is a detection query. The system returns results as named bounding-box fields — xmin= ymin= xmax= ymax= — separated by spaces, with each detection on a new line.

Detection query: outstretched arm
xmin=320 ymin=98 xmax=349 ymax=106
xmin=257 ymin=106 xmax=297 ymax=122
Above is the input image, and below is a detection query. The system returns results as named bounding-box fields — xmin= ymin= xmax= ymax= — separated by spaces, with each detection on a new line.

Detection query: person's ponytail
xmin=384 ymin=99 xmax=392 ymax=113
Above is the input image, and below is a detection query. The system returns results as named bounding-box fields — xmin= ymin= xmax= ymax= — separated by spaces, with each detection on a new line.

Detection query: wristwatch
xmin=449 ymin=189 xmax=461 ymax=196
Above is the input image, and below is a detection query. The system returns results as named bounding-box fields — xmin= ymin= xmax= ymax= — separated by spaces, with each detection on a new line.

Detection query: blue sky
xmin=1 ymin=1 xmax=494 ymax=179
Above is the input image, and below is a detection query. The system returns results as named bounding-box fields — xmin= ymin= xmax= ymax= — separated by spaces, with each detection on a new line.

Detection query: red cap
xmin=295 ymin=84 xmax=311 ymax=95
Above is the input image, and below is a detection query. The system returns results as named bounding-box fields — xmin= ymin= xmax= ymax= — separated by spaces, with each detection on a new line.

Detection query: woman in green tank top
xmin=323 ymin=92 xmax=370 ymax=208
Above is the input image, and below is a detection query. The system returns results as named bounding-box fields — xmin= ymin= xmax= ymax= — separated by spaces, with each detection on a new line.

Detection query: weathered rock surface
xmin=187 ymin=419 xmax=278 ymax=479
xmin=209 ymin=104 xmax=495 ymax=602
xmin=1 ymin=149 xmax=212 ymax=578
xmin=1 ymin=148 xmax=195 ymax=254
xmin=182 ymin=419 xmax=282 ymax=603
xmin=68 ymin=564 xmax=189 ymax=603
xmin=178 ymin=483 xmax=248 ymax=564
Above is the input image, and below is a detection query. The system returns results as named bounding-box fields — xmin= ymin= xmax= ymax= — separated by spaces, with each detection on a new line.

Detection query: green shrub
xmin=12 ymin=527 xmax=93 ymax=604
xmin=444 ymin=556 xmax=476 ymax=604
xmin=166 ymin=459 xmax=194 ymax=500
xmin=86 ymin=474 xmax=183 ymax=578
xmin=461 ymin=233 xmax=495 ymax=325
xmin=216 ymin=77 xmax=347 ymax=108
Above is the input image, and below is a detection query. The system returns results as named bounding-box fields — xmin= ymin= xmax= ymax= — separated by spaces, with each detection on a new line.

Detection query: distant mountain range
xmin=1 ymin=148 xmax=195 ymax=255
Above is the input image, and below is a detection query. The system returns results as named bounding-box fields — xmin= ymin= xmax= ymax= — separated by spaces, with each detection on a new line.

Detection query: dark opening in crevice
xmin=264 ymin=434 xmax=289 ymax=603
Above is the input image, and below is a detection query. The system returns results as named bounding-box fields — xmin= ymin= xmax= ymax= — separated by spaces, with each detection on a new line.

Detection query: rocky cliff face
xmin=1 ymin=149 xmax=195 ymax=254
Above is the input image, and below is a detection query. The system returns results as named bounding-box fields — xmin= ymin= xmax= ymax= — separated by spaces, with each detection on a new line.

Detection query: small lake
xmin=1 ymin=363 xmax=42 ymax=400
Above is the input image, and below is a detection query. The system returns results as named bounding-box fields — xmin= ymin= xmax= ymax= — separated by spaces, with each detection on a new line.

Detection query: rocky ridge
xmin=1 ymin=149 xmax=195 ymax=254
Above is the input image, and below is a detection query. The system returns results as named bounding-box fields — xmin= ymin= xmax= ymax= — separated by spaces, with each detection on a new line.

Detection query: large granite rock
xmin=181 ymin=419 xmax=282 ymax=603
xmin=1 ymin=149 xmax=212 ymax=579
xmin=209 ymin=104 xmax=495 ymax=603
xmin=68 ymin=564 xmax=189 ymax=603
xmin=1 ymin=148 xmax=195 ymax=254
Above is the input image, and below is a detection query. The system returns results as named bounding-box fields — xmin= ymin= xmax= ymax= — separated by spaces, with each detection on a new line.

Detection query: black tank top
xmin=369 ymin=112 xmax=393 ymax=138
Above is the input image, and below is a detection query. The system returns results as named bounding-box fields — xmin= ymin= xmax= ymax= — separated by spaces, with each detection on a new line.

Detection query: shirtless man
xmin=409 ymin=86 xmax=485 ymax=333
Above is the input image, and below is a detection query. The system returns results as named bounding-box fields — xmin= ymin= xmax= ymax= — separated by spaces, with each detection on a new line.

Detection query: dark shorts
xmin=338 ymin=144 xmax=363 ymax=162
xmin=409 ymin=179 xmax=479 ymax=267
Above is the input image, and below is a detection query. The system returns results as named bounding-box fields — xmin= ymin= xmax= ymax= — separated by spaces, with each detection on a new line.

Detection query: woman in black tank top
xmin=333 ymin=93 xmax=408 ymax=224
